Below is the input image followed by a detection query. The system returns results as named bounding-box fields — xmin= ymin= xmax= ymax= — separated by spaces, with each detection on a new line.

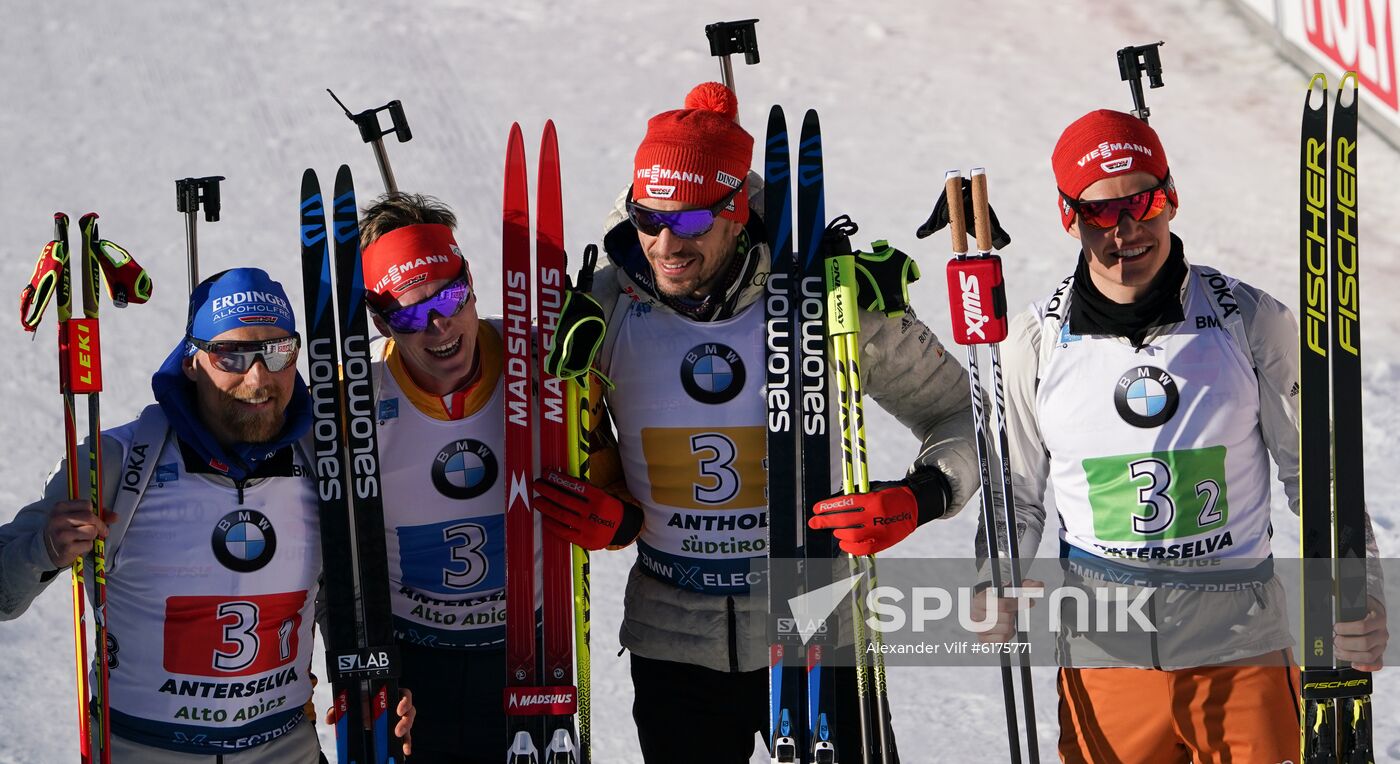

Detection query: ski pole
xmin=704 ymin=19 xmax=760 ymax=99
xmin=1116 ymin=41 xmax=1165 ymax=123
xmin=942 ymin=170 xmax=1025 ymax=764
xmin=22 ymin=214 xmax=92 ymax=764
xmin=969 ymin=170 xmax=1040 ymax=762
xmin=327 ymin=89 xmax=412 ymax=194
xmin=567 ymin=245 xmax=600 ymax=764
xmin=823 ymin=216 xmax=893 ymax=764
xmin=175 ymin=176 xmax=225 ymax=291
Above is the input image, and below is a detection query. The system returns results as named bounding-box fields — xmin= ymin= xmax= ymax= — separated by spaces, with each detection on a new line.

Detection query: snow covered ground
xmin=1 ymin=0 xmax=1397 ymax=761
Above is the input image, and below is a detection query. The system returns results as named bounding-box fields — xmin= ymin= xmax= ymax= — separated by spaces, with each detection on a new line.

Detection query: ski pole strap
xmin=544 ymin=288 xmax=610 ymax=386
xmin=20 ymin=237 xmax=68 ymax=332
xmin=852 ymin=240 xmax=920 ymax=316
xmin=92 ymin=240 xmax=153 ymax=308
xmin=916 ymin=175 xmax=1012 ymax=250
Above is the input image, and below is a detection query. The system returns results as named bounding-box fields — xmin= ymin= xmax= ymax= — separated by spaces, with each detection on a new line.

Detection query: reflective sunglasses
xmin=189 ymin=334 xmax=302 ymax=373
xmin=626 ymin=181 xmax=744 ymax=239
xmin=376 ymin=276 xmax=473 ymax=334
xmin=1062 ymin=177 xmax=1172 ymax=229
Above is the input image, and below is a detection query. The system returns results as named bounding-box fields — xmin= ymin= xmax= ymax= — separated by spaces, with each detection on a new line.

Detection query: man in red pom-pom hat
xmin=530 ymin=82 xmax=981 ymax=762
xmin=980 ymin=108 xmax=1387 ymax=762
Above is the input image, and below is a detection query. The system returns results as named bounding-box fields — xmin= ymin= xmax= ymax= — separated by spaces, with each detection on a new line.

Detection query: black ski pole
xmin=175 ymin=176 xmax=225 ymax=291
xmin=1116 ymin=41 xmax=1165 ymax=123
xmin=704 ymin=19 xmax=760 ymax=97
xmin=327 ymin=90 xmax=413 ymax=194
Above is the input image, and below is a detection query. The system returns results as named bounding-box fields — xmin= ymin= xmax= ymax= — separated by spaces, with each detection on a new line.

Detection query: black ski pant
xmin=398 ymin=641 xmax=507 ymax=763
xmin=632 ymin=652 xmax=899 ymax=763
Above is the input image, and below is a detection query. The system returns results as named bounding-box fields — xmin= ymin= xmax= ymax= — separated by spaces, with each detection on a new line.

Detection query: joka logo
xmin=432 ymin=439 xmax=498 ymax=500
xmin=211 ymin=509 xmax=277 ymax=573
xmin=1114 ymin=365 xmax=1179 ymax=428
xmin=680 ymin=343 xmax=746 ymax=404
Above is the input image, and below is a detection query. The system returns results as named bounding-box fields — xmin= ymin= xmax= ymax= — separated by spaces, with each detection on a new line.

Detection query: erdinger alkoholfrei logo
xmin=212 ymin=510 xmax=277 ymax=573
xmin=681 ymin=343 xmax=745 ymax=404
xmin=1114 ymin=365 xmax=1179 ymax=428
xmin=432 ymin=439 xmax=498 ymax=499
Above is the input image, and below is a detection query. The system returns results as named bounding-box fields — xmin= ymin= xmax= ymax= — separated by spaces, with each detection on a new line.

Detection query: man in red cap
xmin=532 ymin=83 xmax=981 ymax=762
xmin=978 ymin=109 xmax=1388 ymax=761
xmin=353 ymin=193 xmax=509 ymax=763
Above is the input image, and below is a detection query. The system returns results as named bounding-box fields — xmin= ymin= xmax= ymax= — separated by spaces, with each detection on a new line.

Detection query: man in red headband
xmin=355 ymin=193 xmax=508 ymax=762
xmin=531 ymin=83 xmax=980 ymax=762
xmin=977 ymin=109 xmax=1388 ymax=761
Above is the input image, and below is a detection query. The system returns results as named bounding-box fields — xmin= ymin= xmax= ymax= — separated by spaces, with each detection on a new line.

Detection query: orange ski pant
xmin=1057 ymin=654 xmax=1301 ymax=763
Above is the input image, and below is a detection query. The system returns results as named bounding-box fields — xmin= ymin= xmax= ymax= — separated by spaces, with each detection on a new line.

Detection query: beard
xmin=218 ymin=386 xmax=286 ymax=443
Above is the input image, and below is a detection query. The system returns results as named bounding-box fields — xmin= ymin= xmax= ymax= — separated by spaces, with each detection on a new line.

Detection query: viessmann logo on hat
xmin=1077 ymin=140 xmax=1155 ymax=174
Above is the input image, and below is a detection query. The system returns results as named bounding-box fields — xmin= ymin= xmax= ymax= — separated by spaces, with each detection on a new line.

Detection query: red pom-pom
xmin=684 ymin=82 xmax=739 ymax=119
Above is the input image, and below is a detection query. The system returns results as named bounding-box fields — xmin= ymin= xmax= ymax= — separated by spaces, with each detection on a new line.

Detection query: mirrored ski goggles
xmin=626 ymin=181 xmax=744 ymax=239
xmin=1061 ymin=177 xmax=1173 ymax=229
xmin=188 ymin=334 xmax=302 ymax=374
xmin=375 ymin=276 xmax=473 ymax=334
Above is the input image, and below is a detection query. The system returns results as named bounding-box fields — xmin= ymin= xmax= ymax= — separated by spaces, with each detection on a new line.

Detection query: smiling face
xmin=633 ymin=198 xmax=744 ymax=300
xmin=184 ymin=325 xmax=298 ymax=446
xmin=1068 ymin=171 xmax=1177 ymax=303
xmin=372 ymin=267 xmax=481 ymax=396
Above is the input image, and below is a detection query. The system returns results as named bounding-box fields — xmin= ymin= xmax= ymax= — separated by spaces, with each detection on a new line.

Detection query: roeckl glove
xmin=808 ymin=469 xmax=950 ymax=556
xmin=532 ymin=470 xmax=643 ymax=550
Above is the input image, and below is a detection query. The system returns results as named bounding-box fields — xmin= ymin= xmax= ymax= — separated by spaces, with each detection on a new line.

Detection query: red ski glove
xmin=808 ymin=470 xmax=949 ymax=556
xmin=532 ymin=470 xmax=643 ymax=551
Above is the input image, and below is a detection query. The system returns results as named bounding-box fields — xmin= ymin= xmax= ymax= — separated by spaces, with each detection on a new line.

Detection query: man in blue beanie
xmin=0 ymin=268 xmax=415 ymax=762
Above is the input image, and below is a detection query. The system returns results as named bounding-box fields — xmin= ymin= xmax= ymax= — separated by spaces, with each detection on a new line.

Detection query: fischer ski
xmin=1298 ymin=70 xmax=1373 ymax=764
xmin=300 ymin=166 xmax=404 ymax=764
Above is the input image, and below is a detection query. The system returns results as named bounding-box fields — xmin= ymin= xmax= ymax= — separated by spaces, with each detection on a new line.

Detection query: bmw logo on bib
xmin=212 ymin=510 xmax=277 ymax=573
xmin=681 ymin=343 xmax=745 ymax=405
xmin=1114 ymin=365 xmax=1179 ymax=428
xmin=432 ymin=439 xmax=498 ymax=500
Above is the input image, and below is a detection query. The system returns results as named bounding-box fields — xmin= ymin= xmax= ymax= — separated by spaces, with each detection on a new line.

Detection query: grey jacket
xmin=595 ymin=187 xmax=980 ymax=672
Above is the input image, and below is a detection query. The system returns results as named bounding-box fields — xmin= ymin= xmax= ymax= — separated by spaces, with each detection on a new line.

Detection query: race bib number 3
xmin=396 ymin=515 xmax=506 ymax=595
xmin=641 ymin=426 xmax=766 ymax=510
xmin=1083 ymin=446 xmax=1229 ymax=542
xmin=163 ymin=592 xmax=306 ymax=677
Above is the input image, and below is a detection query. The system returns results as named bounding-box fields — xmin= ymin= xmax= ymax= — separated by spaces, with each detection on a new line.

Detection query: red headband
xmin=362 ymin=224 xmax=464 ymax=307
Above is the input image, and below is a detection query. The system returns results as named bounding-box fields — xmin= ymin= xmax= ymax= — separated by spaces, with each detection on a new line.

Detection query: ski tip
xmin=1339 ymin=70 xmax=1359 ymax=105
xmin=1307 ymin=73 xmax=1329 ymax=108
xmin=542 ymin=118 xmax=557 ymax=138
xmin=509 ymin=121 xmax=525 ymax=143
xmin=335 ymin=164 xmax=354 ymax=189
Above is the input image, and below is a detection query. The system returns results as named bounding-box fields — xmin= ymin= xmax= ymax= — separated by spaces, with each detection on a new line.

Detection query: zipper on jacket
xmin=726 ymin=596 xmax=739 ymax=673
xmin=235 ymin=480 xmax=246 ymax=505
xmin=1147 ymin=591 xmax=1162 ymax=670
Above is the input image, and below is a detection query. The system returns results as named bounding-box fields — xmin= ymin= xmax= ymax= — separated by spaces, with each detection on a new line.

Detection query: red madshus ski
xmin=301 ymin=166 xmax=404 ymax=764
xmin=536 ymin=120 xmax=582 ymax=763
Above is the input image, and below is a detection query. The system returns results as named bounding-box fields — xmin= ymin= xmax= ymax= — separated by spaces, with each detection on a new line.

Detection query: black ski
xmin=765 ymin=103 xmax=806 ymax=763
xmin=795 ymin=109 xmax=841 ymax=764
xmin=301 ymin=166 xmax=403 ymax=764
xmin=1299 ymin=70 xmax=1373 ymax=763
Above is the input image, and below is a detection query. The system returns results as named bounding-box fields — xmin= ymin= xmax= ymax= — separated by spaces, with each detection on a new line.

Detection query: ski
xmin=300 ymin=166 xmax=403 ymax=764
xmin=764 ymin=104 xmax=806 ymax=763
xmin=501 ymin=122 xmax=544 ymax=761
xmin=536 ymin=119 xmax=583 ymax=764
xmin=794 ymin=109 xmax=844 ymax=764
xmin=1299 ymin=70 xmax=1373 ymax=763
